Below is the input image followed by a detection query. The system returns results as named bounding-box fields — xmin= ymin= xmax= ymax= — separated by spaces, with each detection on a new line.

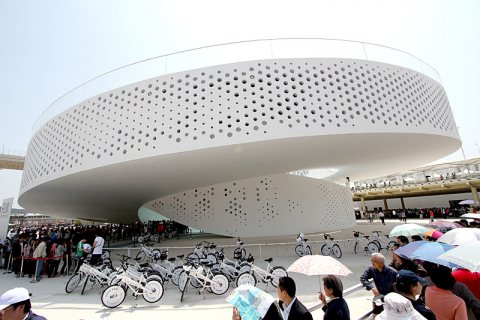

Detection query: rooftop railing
xmin=32 ymin=38 xmax=441 ymax=135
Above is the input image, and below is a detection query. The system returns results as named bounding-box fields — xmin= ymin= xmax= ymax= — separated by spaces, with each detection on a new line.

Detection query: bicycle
xmin=135 ymin=241 xmax=161 ymax=263
xmin=211 ymin=249 xmax=251 ymax=282
xmin=236 ymin=255 xmax=288 ymax=288
xmin=233 ymin=238 xmax=247 ymax=260
xmin=101 ymin=270 xmax=164 ymax=308
xmin=294 ymin=233 xmax=312 ymax=257
xmin=150 ymin=250 xmax=185 ymax=286
xmin=65 ymin=260 xmax=117 ymax=295
xmin=370 ymin=230 xmax=397 ymax=252
xmin=320 ymin=233 xmax=342 ymax=259
xmin=178 ymin=260 xmax=229 ymax=302
xmin=353 ymin=231 xmax=379 ymax=254
xmin=187 ymin=241 xmax=218 ymax=264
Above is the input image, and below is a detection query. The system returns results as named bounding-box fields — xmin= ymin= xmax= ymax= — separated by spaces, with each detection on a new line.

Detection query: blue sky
xmin=1 ymin=0 xmax=479 ymax=207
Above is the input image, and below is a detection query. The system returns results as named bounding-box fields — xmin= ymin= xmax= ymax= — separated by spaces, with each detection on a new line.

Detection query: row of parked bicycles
xmin=294 ymin=233 xmax=343 ymax=258
xmin=64 ymin=238 xmax=288 ymax=308
xmin=295 ymin=230 xmax=397 ymax=257
xmin=353 ymin=230 xmax=397 ymax=254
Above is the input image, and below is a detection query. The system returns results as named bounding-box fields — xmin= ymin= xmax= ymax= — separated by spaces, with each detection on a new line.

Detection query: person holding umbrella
xmin=318 ymin=275 xmax=350 ymax=320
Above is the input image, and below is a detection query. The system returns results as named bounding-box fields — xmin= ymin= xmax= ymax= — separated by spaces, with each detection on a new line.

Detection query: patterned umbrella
xmin=287 ymin=255 xmax=352 ymax=276
xmin=226 ymin=284 xmax=275 ymax=320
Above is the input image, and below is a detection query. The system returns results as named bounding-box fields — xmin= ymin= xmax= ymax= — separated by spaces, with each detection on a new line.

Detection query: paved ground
xmin=0 ymin=218 xmax=436 ymax=320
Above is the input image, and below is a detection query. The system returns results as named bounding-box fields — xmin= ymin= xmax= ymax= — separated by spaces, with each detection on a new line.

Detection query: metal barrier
xmin=103 ymin=237 xmax=375 ymax=258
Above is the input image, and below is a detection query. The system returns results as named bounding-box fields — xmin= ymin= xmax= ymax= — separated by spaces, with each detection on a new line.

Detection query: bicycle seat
xmin=177 ymin=254 xmax=185 ymax=259
xmin=134 ymin=257 xmax=142 ymax=261
xmin=168 ymin=257 xmax=176 ymax=262
xmin=264 ymin=258 xmax=273 ymax=263
xmin=139 ymin=262 xmax=150 ymax=268
xmin=365 ymin=236 xmax=370 ymax=239
xmin=201 ymin=261 xmax=214 ymax=267
xmin=210 ymin=244 xmax=217 ymax=249
xmin=304 ymin=238 xmax=309 ymax=241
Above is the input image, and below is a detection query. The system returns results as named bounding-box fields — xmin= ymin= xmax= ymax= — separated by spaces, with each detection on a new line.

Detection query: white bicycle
xmin=187 ymin=242 xmax=218 ymax=265
xmin=150 ymin=250 xmax=184 ymax=286
xmin=65 ymin=262 xmax=117 ymax=294
xmin=178 ymin=260 xmax=229 ymax=302
xmin=320 ymin=233 xmax=342 ymax=259
xmin=211 ymin=249 xmax=251 ymax=282
xmin=101 ymin=271 xmax=164 ymax=308
xmin=371 ymin=230 xmax=397 ymax=252
xmin=136 ymin=241 xmax=161 ymax=263
xmin=295 ymin=233 xmax=312 ymax=257
xmin=236 ymin=256 xmax=288 ymax=288
xmin=353 ymin=231 xmax=379 ymax=254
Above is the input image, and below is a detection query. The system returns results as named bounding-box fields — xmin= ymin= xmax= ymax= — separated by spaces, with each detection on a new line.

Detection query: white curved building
xmin=19 ymin=39 xmax=461 ymax=236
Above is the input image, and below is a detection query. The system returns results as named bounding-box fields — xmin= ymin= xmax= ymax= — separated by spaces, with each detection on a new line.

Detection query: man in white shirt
xmin=90 ymin=232 xmax=104 ymax=265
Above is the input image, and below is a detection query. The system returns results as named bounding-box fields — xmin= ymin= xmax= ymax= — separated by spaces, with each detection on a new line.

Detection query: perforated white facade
xmin=19 ymin=51 xmax=461 ymax=236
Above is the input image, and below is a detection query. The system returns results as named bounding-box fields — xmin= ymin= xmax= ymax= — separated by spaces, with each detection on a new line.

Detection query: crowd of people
xmin=2 ymin=217 xmax=480 ymax=319
xmin=364 ymin=206 xmax=479 ymax=223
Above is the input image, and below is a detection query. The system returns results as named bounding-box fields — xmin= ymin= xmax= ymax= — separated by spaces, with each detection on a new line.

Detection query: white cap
xmin=0 ymin=287 xmax=31 ymax=310
xmin=377 ymin=292 xmax=426 ymax=320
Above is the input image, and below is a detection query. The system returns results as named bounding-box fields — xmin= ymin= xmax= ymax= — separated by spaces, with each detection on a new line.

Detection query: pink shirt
xmin=425 ymin=286 xmax=467 ymax=320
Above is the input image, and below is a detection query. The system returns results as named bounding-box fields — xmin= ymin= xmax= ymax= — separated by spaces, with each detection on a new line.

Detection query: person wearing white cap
xmin=377 ymin=292 xmax=426 ymax=320
xmin=0 ymin=287 xmax=46 ymax=320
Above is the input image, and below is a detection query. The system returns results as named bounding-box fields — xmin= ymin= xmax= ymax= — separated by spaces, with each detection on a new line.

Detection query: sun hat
xmin=0 ymin=287 xmax=31 ymax=310
xmin=377 ymin=292 xmax=426 ymax=320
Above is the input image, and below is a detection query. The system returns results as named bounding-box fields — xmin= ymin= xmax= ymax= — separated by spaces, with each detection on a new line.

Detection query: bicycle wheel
xmin=101 ymin=285 xmax=126 ymax=308
xmin=239 ymin=264 xmax=251 ymax=274
xmin=65 ymin=273 xmax=82 ymax=293
xmin=294 ymin=244 xmax=305 ymax=257
xmin=332 ymin=244 xmax=342 ymax=259
xmin=178 ymin=271 xmax=189 ymax=292
xmin=186 ymin=252 xmax=200 ymax=264
xmin=373 ymin=240 xmax=382 ymax=251
xmin=152 ymin=249 xmax=162 ymax=261
xmin=109 ymin=274 xmax=122 ymax=286
xmin=210 ymin=274 xmax=229 ymax=295
xmin=171 ymin=266 xmax=184 ymax=286
xmin=206 ymin=253 xmax=218 ymax=264
xmin=190 ymin=275 xmax=202 ymax=288
xmin=146 ymin=274 xmax=164 ymax=284
xmin=270 ymin=266 xmax=288 ymax=287
xmin=136 ymin=251 xmax=147 ymax=263
xmin=68 ymin=258 xmax=78 ymax=274
xmin=367 ymin=242 xmax=379 ymax=254
xmin=143 ymin=279 xmax=164 ymax=303
xmin=234 ymin=248 xmax=246 ymax=259
xmin=236 ymin=272 xmax=256 ymax=287
xmin=321 ymin=244 xmax=332 ymax=256
xmin=354 ymin=242 xmax=359 ymax=254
